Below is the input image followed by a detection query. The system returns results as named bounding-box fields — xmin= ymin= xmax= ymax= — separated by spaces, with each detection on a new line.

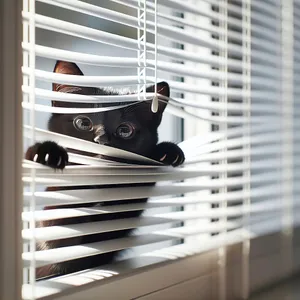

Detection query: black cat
xmin=25 ymin=61 xmax=185 ymax=279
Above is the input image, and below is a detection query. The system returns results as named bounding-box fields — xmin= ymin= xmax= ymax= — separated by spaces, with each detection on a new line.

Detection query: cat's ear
xmin=146 ymin=81 xmax=170 ymax=114
xmin=52 ymin=60 xmax=84 ymax=92
xmin=140 ymin=81 xmax=170 ymax=127
xmin=52 ymin=61 xmax=85 ymax=107
xmin=54 ymin=60 xmax=83 ymax=76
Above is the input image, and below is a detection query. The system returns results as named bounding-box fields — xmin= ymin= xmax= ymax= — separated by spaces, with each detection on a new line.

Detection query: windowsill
xmin=249 ymin=274 xmax=300 ymax=300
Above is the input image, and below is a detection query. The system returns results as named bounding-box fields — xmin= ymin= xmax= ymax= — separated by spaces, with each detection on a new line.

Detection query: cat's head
xmin=49 ymin=61 xmax=170 ymax=157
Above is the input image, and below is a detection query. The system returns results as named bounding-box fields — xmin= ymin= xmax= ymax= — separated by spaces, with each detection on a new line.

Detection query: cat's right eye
xmin=73 ymin=115 xmax=93 ymax=132
xmin=116 ymin=123 xmax=135 ymax=139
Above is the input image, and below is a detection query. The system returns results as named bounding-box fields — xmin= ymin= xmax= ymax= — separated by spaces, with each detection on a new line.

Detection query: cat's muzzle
xmin=93 ymin=125 xmax=107 ymax=144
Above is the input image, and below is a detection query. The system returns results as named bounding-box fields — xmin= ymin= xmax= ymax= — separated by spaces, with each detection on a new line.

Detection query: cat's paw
xmin=25 ymin=141 xmax=68 ymax=169
xmin=151 ymin=142 xmax=185 ymax=167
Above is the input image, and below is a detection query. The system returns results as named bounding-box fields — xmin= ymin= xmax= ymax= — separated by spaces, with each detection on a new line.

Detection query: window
xmin=1 ymin=0 xmax=300 ymax=299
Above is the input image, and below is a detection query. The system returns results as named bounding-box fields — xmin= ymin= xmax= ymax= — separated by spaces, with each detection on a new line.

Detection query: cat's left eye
xmin=116 ymin=123 xmax=135 ymax=139
xmin=73 ymin=115 xmax=93 ymax=132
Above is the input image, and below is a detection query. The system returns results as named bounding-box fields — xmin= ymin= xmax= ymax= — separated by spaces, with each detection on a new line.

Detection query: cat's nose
xmin=93 ymin=125 xmax=107 ymax=144
xmin=95 ymin=135 xmax=109 ymax=145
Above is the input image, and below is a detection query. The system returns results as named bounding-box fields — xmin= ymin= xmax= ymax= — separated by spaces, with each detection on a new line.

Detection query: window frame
xmin=2 ymin=0 xmax=300 ymax=299
xmin=0 ymin=0 xmax=23 ymax=299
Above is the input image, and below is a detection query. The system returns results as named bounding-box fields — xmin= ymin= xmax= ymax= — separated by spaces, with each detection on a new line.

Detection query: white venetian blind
xmin=22 ymin=0 xmax=300 ymax=299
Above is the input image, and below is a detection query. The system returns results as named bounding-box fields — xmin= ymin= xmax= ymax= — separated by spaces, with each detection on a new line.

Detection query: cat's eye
xmin=73 ymin=115 xmax=93 ymax=132
xmin=116 ymin=123 xmax=135 ymax=139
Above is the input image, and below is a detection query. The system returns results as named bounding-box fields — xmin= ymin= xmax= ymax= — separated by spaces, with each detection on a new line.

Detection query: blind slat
xmin=22 ymin=160 xmax=293 ymax=177
xmin=25 ymin=43 xmax=286 ymax=77
xmin=185 ymin=147 xmax=300 ymax=164
xmin=24 ymin=68 xmax=278 ymax=101
xmin=23 ymin=234 xmax=175 ymax=268
xmin=24 ymin=184 xmax=297 ymax=210
xmin=154 ymin=201 xmax=300 ymax=221
xmin=23 ymin=184 xmax=203 ymax=207
xmin=23 ymin=200 xmax=299 ymax=235
xmin=154 ymin=214 xmax=284 ymax=238
xmin=22 ymin=203 xmax=182 ymax=222
xmin=23 ymin=160 xmax=300 ymax=187
xmin=23 ymin=173 xmax=297 ymax=207
xmin=23 ymin=86 xmax=283 ymax=112
xmin=22 ymin=217 xmax=173 ymax=241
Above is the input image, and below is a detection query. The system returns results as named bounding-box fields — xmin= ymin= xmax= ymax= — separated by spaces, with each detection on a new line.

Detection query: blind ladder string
xmin=218 ymin=1 xmax=228 ymax=299
xmin=281 ymin=0 xmax=294 ymax=278
xmin=151 ymin=0 xmax=158 ymax=113
xmin=22 ymin=0 xmax=30 ymax=288
xmin=27 ymin=0 xmax=37 ymax=298
xmin=241 ymin=0 xmax=251 ymax=298
xmin=137 ymin=0 xmax=147 ymax=101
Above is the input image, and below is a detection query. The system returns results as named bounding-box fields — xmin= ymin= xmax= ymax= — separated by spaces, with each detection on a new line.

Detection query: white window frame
xmin=1 ymin=0 xmax=300 ymax=299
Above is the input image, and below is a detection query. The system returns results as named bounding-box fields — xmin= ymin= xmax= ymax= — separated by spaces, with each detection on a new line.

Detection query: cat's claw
xmin=159 ymin=154 xmax=167 ymax=162
xmin=152 ymin=142 xmax=185 ymax=167
xmin=171 ymin=155 xmax=180 ymax=165
xmin=33 ymin=154 xmax=38 ymax=162
xmin=26 ymin=141 xmax=68 ymax=170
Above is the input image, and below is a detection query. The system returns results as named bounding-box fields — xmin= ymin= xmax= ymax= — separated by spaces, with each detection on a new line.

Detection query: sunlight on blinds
xmin=21 ymin=0 xmax=299 ymax=299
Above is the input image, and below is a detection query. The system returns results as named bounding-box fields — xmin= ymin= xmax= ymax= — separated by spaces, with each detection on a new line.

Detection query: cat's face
xmin=49 ymin=61 xmax=170 ymax=157
xmin=49 ymin=102 xmax=164 ymax=156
